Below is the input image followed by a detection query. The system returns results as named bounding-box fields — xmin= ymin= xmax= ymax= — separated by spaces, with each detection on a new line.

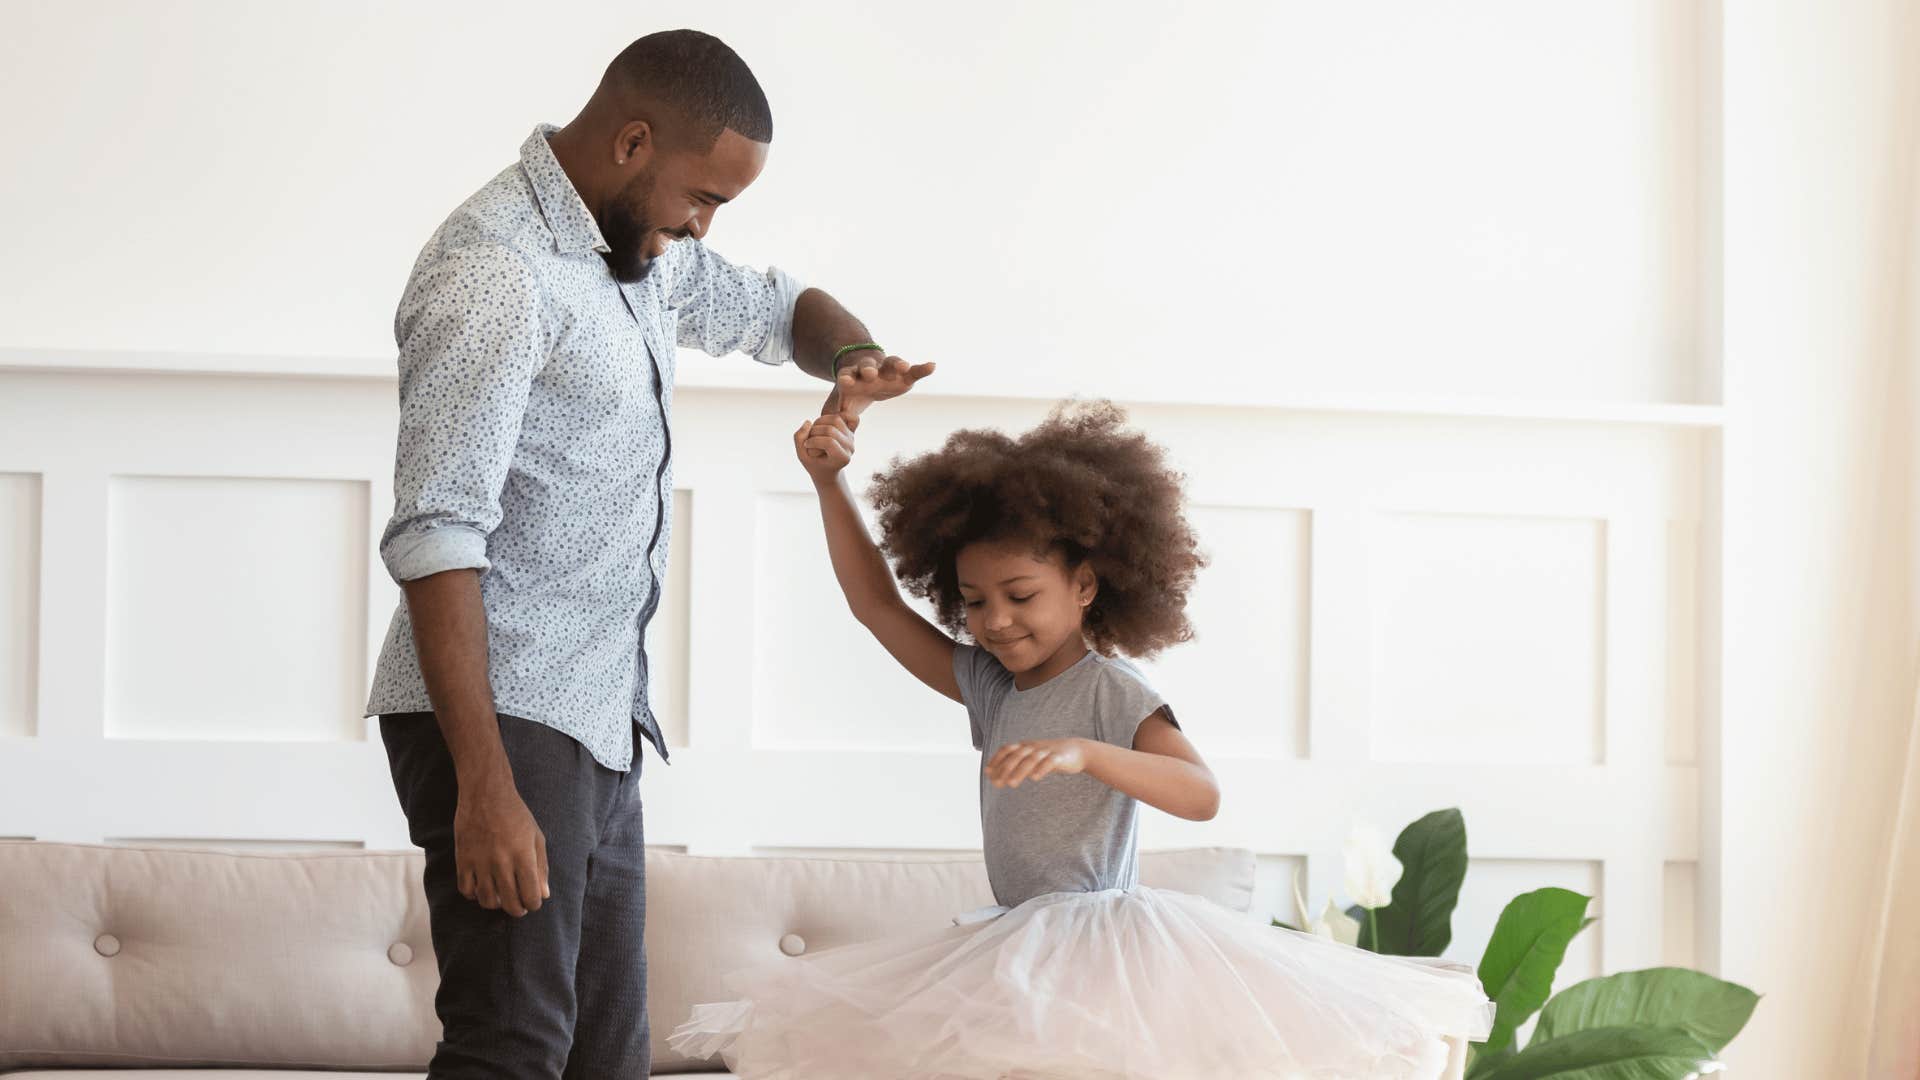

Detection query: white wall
xmin=0 ymin=0 xmax=1704 ymax=406
xmin=14 ymin=0 xmax=1867 ymax=1069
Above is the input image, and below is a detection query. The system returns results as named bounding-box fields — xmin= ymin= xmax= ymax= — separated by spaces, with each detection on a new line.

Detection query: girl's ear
xmin=1074 ymin=563 xmax=1099 ymax=608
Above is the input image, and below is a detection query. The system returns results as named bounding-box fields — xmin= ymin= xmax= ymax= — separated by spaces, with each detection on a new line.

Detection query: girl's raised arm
xmin=794 ymin=414 xmax=961 ymax=702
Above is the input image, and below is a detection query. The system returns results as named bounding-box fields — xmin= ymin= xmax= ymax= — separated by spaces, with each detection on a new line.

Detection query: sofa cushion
xmin=0 ymin=842 xmax=438 ymax=1073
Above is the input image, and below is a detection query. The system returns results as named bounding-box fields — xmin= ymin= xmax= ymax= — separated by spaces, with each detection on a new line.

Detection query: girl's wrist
xmin=1074 ymin=737 xmax=1108 ymax=773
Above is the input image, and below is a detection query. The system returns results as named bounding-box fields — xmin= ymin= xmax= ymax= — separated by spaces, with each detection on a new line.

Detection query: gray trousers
xmin=381 ymin=712 xmax=649 ymax=1079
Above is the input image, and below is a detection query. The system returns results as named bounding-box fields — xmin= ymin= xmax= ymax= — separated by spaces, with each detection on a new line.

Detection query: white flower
xmin=1314 ymin=899 xmax=1362 ymax=946
xmin=1290 ymin=869 xmax=1362 ymax=946
xmin=1344 ymin=823 xmax=1403 ymax=910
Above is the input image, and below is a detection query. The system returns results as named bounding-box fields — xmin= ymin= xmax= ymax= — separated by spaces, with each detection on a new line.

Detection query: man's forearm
xmin=790 ymin=287 xmax=876 ymax=382
xmin=402 ymin=569 xmax=511 ymax=786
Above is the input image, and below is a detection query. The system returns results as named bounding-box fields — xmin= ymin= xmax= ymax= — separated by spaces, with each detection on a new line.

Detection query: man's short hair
xmin=603 ymin=30 xmax=772 ymax=149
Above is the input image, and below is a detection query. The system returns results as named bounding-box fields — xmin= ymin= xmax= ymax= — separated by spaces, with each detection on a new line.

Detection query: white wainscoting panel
xmin=751 ymin=491 xmax=961 ymax=750
xmin=1136 ymin=505 xmax=1311 ymax=758
xmin=1665 ymin=520 xmax=1702 ymax=766
xmin=0 ymin=472 xmax=39 ymax=737
xmin=1663 ymin=861 xmax=1698 ymax=969
xmin=1252 ymin=852 xmax=1311 ymax=928
xmin=105 ymin=475 xmax=370 ymax=742
xmin=0 ymin=366 xmax=1713 ymax=984
xmin=644 ymin=489 xmax=695 ymax=749
xmin=1369 ymin=512 xmax=1606 ymax=766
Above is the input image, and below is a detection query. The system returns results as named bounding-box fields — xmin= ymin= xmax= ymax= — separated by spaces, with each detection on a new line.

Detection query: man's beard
xmin=600 ymin=169 xmax=657 ymax=284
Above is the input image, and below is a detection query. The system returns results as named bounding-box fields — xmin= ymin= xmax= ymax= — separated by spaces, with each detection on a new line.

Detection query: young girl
xmin=670 ymin=401 xmax=1494 ymax=1079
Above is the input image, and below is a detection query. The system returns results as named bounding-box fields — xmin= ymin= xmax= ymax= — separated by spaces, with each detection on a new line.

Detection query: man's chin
xmin=607 ymin=252 xmax=654 ymax=284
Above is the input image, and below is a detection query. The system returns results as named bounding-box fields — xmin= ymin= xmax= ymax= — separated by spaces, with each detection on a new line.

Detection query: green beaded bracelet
xmin=831 ymin=341 xmax=885 ymax=378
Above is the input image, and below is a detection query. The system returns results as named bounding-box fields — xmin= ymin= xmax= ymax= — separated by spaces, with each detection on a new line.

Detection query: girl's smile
xmin=957 ymin=539 xmax=1097 ymax=690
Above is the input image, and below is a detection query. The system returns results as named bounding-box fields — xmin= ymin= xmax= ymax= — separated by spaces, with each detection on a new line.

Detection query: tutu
xmin=669 ymin=885 xmax=1495 ymax=1079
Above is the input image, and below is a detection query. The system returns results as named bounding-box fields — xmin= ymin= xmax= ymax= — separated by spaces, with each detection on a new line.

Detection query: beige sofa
xmin=2 ymin=841 xmax=1268 ymax=1076
xmin=1 ymin=841 xmax=1472 ymax=1077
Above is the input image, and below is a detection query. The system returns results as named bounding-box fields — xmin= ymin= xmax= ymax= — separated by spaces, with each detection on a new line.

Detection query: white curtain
xmin=1865 ymin=340 xmax=1920 ymax=1073
xmin=1866 ymin=25 xmax=1920 ymax=1071
xmin=1869 ymin=688 xmax=1920 ymax=1077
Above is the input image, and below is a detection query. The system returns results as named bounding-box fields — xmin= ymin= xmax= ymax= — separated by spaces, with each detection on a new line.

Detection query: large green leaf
xmin=1369 ymin=807 xmax=1469 ymax=956
xmin=1532 ymin=968 xmax=1759 ymax=1054
xmin=1464 ymin=1044 xmax=1513 ymax=1079
xmin=1470 ymin=1025 xmax=1715 ymax=1080
xmin=1477 ymin=887 xmax=1592 ymax=1054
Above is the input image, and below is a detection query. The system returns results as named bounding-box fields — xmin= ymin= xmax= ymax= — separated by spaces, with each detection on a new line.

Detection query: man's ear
xmin=613 ymin=120 xmax=655 ymax=167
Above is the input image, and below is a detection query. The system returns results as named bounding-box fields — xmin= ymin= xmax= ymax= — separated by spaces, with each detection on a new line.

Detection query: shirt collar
xmin=520 ymin=124 xmax=611 ymax=256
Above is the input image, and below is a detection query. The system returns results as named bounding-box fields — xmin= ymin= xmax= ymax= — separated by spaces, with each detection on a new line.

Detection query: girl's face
xmin=955 ymin=538 xmax=1098 ymax=685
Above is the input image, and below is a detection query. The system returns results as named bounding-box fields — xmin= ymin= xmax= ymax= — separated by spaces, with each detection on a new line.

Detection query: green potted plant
xmin=1279 ymin=809 xmax=1758 ymax=1079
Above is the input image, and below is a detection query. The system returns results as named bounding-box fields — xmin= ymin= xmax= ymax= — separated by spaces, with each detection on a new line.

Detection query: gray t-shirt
xmin=953 ymin=644 xmax=1175 ymax=908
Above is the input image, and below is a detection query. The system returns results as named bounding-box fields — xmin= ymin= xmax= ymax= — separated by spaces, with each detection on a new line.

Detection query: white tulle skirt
xmin=668 ymin=886 xmax=1495 ymax=1080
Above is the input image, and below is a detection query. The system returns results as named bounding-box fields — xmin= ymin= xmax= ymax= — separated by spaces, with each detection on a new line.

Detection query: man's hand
xmin=823 ymin=353 xmax=935 ymax=418
xmin=984 ymin=737 xmax=1090 ymax=789
xmin=794 ymin=412 xmax=857 ymax=486
xmin=453 ymin=770 xmax=550 ymax=917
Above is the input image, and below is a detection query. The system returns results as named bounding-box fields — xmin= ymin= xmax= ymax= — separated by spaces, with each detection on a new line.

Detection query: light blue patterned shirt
xmin=366 ymin=125 xmax=803 ymax=771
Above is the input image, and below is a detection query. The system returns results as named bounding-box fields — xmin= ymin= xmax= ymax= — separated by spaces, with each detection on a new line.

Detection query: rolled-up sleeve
xmin=665 ymin=238 xmax=802 ymax=366
xmin=379 ymin=242 xmax=548 ymax=583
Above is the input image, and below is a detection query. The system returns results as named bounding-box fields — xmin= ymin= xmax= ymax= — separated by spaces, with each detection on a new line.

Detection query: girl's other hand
xmin=794 ymin=412 xmax=858 ymax=485
xmin=985 ymin=738 xmax=1088 ymax=788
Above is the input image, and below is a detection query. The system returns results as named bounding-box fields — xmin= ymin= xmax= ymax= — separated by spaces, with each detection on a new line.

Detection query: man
xmin=366 ymin=30 xmax=931 ymax=1077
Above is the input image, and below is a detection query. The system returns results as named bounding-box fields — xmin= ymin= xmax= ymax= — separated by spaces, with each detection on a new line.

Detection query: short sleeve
xmin=1092 ymin=657 xmax=1175 ymax=750
xmin=952 ymin=644 xmax=1015 ymax=750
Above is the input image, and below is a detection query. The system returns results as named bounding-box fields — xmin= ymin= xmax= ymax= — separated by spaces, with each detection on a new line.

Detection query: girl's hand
xmin=794 ymin=412 xmax=858 ymax=485
xmin=985 ymin=738 xmax=1089 ymax=788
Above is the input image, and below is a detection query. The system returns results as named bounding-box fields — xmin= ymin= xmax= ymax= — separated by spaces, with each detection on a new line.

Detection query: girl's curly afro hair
xmin=867 ymin=400 xmax=1206 ymax=659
